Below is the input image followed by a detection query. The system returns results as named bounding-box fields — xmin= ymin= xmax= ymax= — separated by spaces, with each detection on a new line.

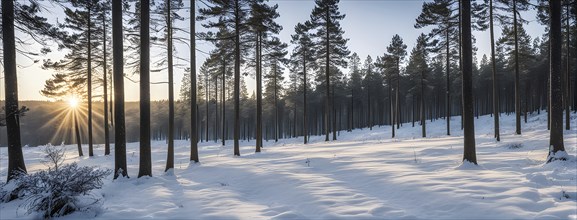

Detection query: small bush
xmin=1 ymin=163 xmax=111 ymax=218
xmin=41 ymin=143 xmax=66 ymax=171
xmin=507 ymin=143 xmax=523 ymax=149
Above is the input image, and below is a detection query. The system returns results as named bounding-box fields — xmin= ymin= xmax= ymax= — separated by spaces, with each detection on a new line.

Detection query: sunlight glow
xmin=68 ymin=97 xmax=79 ymax=108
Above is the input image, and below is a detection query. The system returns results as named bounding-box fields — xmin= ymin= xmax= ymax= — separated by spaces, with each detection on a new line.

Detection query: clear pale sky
xmin=2 ymin=0 xmax=545 ymax=101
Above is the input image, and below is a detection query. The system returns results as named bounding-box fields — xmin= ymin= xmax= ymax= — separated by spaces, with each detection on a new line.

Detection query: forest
xmin=0 ymin=0 xmax=575 ymax=219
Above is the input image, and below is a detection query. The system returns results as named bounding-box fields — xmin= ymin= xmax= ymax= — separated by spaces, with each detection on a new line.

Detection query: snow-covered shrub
xmin=41 ymin=143 xmax=66 ymax=171
xmin=1 ymin=163 xmax=111 ymax=218
xmin=507 ymin=143 xmax=523 ymax=149
xmin=0 ymin=179 xmax=23 ymax=202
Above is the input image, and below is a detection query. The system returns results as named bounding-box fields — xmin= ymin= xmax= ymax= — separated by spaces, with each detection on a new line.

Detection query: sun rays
xmin=39 ymin=98 xmax=106 ymax=146
xmin=68 ymin=96 xmax=79 ymax=108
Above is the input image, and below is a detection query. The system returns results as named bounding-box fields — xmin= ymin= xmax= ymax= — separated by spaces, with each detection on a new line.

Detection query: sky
xmin=2 ymin=0 xmax=546 ymax=101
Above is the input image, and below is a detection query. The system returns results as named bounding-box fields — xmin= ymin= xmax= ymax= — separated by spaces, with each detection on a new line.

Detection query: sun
xmin=68 ymin=97 xmax=79 ymax=108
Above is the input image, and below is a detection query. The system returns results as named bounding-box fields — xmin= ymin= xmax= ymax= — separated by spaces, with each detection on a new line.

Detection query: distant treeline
xmin=0 ymin=101 xmax=193 ymax=147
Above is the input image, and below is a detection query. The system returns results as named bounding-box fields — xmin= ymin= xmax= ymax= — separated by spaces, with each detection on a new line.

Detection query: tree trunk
xmin=332 ymin=84 xmax=337 ymax=140
xmin=222 ymin=60 xmax=226 ymax=146
xmin=548 ymin=0 xmax=566 ymax=161
xmin=87 ymin=8 xmax=93 ymax=157
xmin=165 ymin=0 xmax=175 ymax=172
xmin=446 ymin=28 xmax=451 ymax=136
xmin=396 ymin=59 xmax=400 ymax=130
xmin=303 ymin=54 xmax=308 ymax=144
xmin=275 ymin=63 xmax=279 ymax=142
xmin=293 ymin=103 xmax=297 ymax=138
xmin=190 ymin=0 xmax=199 ymax=162
xmin=112 ymin=0 xmax=128 ymax=179
xmin=2 ymin=0 xmax=28 ymax=181
xmin=368 ymin=87 xmax=372 ymax=130
xmin=421 ymin=71 xmax=426 ymax=138
xmin=489 ymin=0 xmax=500 ymax=141
xmin=349 ymin=90 xmax=352 ymax=132
xmin=513 ymin=0 xmax=521 ymax=135
xmin=324 ymin=6 xmax=330 ymax=142
xmin=565 ymin=4 xmax=570 ymax=130
xmin=215 ymin=75 xmax=218 ymax=143
xmin=233 ymin=0 xmax=241 ymax=156
xmin=103 ymin=14 xmax=110 ymax=155
xmin=74 ymin=113 xmax=83 ymax=157
xmin=390 ymin=78 xmax=395 ymax=138
xmin=139 ymin=0 xmax=152 ymax=178
xmin=461 ymin=0 xmax=477 ymax=164
xmin=256 ymin=33 xmax=262 ymax=152
xmin=206 ymin=75 xmax=209 ymax=142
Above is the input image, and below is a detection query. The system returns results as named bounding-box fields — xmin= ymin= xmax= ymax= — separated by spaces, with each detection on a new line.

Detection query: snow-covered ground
xmin=1 ymin=112 xmax=576 ymax=219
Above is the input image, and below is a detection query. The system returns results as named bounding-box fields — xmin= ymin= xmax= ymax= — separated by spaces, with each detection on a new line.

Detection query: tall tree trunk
xmin=139 ymin=0 xmax=152 ymax=178
xmin=74 ymin=112 xmax=83 ymax=157
xmin=109 ymin=72 xmax=114 ymax=127
xmin=461 ymin=0 xmax=477 ymax=164
xmin=548 ymin=0 xmax=566 ymax=161
xmin=165 ymin=0 xmax=175 ymax=172
xmin=446 ymin=28 xmax=451 ymax=136
xmin=332 ymin=85 xmax=337 ymax=140
xmin=324 ymin=6 xmax=330 ymax=142
xmin=112 ymin=0 xmax=127 ymax=179
xmin=222 ymin=60 xmax=226 ymax=146
xmin=3 ymin=0 xmax=27 ymax=182
xmin=421 ymin=71 xmax=426 ymax=138
xmin=274 ymin=63 xmax=279 ymax=142
xmin=103 ymin=14 xmax=110 ymax=155
xmin=489 ymin=0 xmax=500 ymax=141
xmin=233 ymin=0 xmax=241 ymax=156
xmin=396 ymin=59 xmax=400 ymax=130
xmin=190 ymin=0 xmax=199 ymax=162
xmin=303 ymin=55 xmax=308 ymax=144
xmin=390 ymin=78 xmax=395 ymax=138
xmin=206 ymin=75 xmax=209 ymax=142
xmin=513 ymin=0 xmax=522 ymax=135
xmin=256 ymin=33 xmax=262 ymax=152
xmin=459 ymin=0 xmax=464 ymax=132
xmin=293 ymin=102 xmax=296 ymax=138
xmin=368 ymin=87 xmax=372 ymax=130
xmin=87 ymin=8 xmax=93 ymax=157
xmin=565 ymin=3 xmax=570 ymax=130
xmin=214 ymin=75 xmax=218 ymax=143
xmin=348 ymin=89 xmax=352 ymax=132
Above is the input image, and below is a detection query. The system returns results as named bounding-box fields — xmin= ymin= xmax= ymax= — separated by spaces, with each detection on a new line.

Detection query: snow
xmin=1 ymin=112 xmax=576 ymax=219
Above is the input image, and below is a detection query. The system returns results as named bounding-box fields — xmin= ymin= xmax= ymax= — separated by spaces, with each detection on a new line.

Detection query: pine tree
xmin=198 ymin=0 xmax=250 ymax=156
xmin=247 ymin=0 xmax=282 ymax=152
xmin=263 ymin=38 xmax=288 ymax=143
xmin=152 ymin=0 xmax=186 ymax=172
xmin=100 ymin=2 xmax=111 ymax=156
xmin=547 ymin=0 xmax=566 ymax=162
xmin=289 ymin=22 xmax=316 ymax=144
xmin=361 ymin=55 xmax=378 ymax=130
xmin=112 ymin=0 xmax=128 ymax=179
xmin=379 ymin=54 xmax=397 ymax=137
xmin=190 ymin=0 xmax=199 ymax=163
xmin=0 ymin=1 xmax=62 ymax=62
xmin=461 ymin=0 xmax=477 ymax=164
xmin=347 ymin=52 xmax=362 ymax=130
xmin=2 ymin=0 xmax=27 ymax=182
xmin=308 ymin=0 xmax=350 ymax=142
xmin=406 ymin=33 xmax=429 ymax=137
xmin=488 ymin=0 xmax=500 ymax=141
xmin=138 ymin=0 xmax=152 ymax=178
xmin=415 ymin=0 xmax=457 ymax=136
xmin=496 ymin=0 xmax=530 ymax=135
xmin=42 ymin=0 xmax=109 ymax=157
xmin=386 ymin=34 xmax=408 ymax=133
